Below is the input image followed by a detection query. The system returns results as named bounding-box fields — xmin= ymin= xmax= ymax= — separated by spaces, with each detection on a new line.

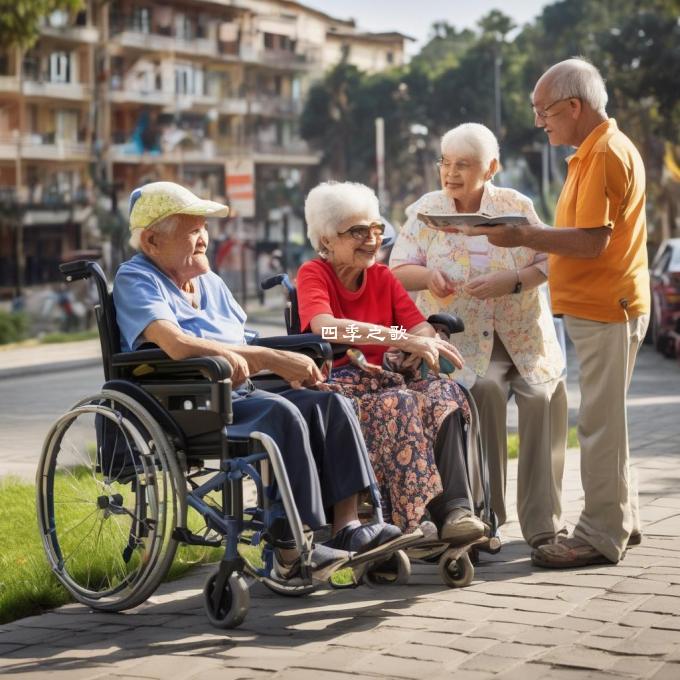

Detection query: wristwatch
xmin=513 ymin=270 xmax=522 ymax=294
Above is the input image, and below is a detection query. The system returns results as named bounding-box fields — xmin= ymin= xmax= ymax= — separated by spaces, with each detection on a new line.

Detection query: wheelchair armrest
xmin=250 ymin=334 xmax=334 ymax=362
xmin=427 ymin=313 xmax=465 ymax=335
xmin=111 ymin=349 xmax=233 ymax=381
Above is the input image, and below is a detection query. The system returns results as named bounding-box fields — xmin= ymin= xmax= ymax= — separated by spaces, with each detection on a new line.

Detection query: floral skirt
xmin=319 ymin=367 xmax=470 ymax=531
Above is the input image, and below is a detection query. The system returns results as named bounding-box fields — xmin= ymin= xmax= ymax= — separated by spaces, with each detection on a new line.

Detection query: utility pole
xmin=493 ymin=49 xmax=502 ymax=137
xmin=375 ymin=117 xmax=385 ymax=207
xmin=15 ymin=46 xmax=25 ymax=296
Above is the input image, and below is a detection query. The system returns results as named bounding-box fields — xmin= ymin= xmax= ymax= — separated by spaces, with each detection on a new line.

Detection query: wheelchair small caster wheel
xmin=203 ymin=570 xmax=250 ymax=629
xmin=439 ymin=550 xmax=474 ymax=588
xmin=364 ymin=550 xmax=410 ymax=586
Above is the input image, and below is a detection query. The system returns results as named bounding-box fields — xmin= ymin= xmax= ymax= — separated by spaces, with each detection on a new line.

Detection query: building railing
xmin=22 ymin=79 xmax=91 ymax=100
xmin=0 ymin=135 xmax=89 ymax=160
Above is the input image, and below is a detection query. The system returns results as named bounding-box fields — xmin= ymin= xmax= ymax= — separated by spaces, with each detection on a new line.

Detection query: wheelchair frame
xmin=36 ymin=260 xmax=352 ymax=628
xmin=261 ymin=272 xmax=502 ymax=584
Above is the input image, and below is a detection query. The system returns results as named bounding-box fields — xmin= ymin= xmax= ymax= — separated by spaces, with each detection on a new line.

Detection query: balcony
xmin=219 ymin=98 xmax=249 ymax=116
xmin=109 ymin=138 xmax=220 ymax=164
xmin=0 ymin=76 xmax=19 ymax=93
xmin=0 ymin=134 xmax=90 ymax=161
xmin=109 ymin=81 xmax=173 ymax=107
xmin=40 ymin=25 xmax=99 ymax=44
xmin=112 ymin=30 xmax=219 ymax=58
xmin=249 ymin=96 xmax=301 ymax=118
xmin=251 ymin=139 xmax=320 ymax=165
xmin=23 ymin=79 xmax=91 ymax=101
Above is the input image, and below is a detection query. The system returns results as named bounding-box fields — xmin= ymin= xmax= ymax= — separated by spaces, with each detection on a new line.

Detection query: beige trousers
xmin=564 ymin=314 xmax=648 ymax=562
xmin=470 ymin=334 xmax=568 ymax=546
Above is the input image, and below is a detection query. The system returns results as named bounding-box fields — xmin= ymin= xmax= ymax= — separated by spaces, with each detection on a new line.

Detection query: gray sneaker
xmin=273 ymin=544 xmax=350 ymax=583
xmin=439 ymin=508 xmax=485 ymax=545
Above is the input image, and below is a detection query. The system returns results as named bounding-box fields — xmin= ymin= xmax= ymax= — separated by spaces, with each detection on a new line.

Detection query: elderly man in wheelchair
xmin=37 ymin=182 xmax=416 ymax=630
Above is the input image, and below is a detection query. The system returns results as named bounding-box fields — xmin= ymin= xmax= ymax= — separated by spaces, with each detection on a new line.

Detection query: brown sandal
xmin=531 ymin=536 xmax=614 ymax=569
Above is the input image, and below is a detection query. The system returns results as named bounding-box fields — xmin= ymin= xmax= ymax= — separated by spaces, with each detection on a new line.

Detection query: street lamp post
xmin=493 ymin=48 xmax=502 ymax=137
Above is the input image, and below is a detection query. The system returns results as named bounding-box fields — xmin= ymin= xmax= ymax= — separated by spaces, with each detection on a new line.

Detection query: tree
xmin=0 ymin=0 xmax=83 ymax=48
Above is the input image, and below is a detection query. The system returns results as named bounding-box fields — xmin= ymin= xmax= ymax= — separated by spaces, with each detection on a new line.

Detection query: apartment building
xmin=0 ymin=0 xmax=409 ymax=296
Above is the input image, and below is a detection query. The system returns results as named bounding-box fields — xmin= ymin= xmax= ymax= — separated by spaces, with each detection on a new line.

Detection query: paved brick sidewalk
xmin=1 ymin=346 xmax=679 ymax=679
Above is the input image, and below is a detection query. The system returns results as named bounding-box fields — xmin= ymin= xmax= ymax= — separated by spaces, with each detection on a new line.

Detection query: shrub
xmin=0 ymin=310 xmax=27 ymax=345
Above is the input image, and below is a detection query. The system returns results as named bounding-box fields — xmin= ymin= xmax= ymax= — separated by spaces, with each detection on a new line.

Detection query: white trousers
xmin=470 ymin=334 xmax=568 ymax=546
xmin=564 ymin=314 xmax=648 ymax=562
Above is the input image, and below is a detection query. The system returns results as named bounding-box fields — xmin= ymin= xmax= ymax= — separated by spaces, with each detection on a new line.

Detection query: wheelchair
xmin=261 ymin=272 xmax=502 ymax=588
xmin=35 ymin=260 xmax=408 ymax=629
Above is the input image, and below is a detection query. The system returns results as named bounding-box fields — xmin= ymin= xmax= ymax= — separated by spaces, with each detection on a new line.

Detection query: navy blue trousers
xmin=232 ymin=387 xmax=375 ymax=530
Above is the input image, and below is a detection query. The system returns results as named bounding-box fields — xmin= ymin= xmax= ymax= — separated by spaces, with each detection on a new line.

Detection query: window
xmin=49 ymin=52 xmax=71 ymax=83
xmin=175 ymin=65 xmax=205 ymax=96
xmin=386 ymin=51 xmax=394 ymax=64
xmin=131 ymin=7 xmax=150 ymax=34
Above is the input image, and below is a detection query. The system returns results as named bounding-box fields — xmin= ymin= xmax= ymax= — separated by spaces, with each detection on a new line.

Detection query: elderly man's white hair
xmin=305 ymin=181 xmax=381 ymax=252
xmin=129 ymin=214 xmax=181 ymax=250
xmin=441 ymin=123 xmax=500 ymax=169
xmin=534 ymin=57 xmax=608 ymax=116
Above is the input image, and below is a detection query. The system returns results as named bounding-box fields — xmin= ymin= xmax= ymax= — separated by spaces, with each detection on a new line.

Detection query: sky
xmin=306 ymin=0 xmax=552 ymax=55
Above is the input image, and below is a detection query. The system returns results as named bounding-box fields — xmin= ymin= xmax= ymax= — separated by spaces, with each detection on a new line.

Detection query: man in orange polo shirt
xmin=477 ymin=57 xmax=649 ymax=569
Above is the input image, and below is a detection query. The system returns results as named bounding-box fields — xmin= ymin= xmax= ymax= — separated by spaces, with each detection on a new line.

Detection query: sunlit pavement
xmin=1 ymin=339 xmax=679 ymax=679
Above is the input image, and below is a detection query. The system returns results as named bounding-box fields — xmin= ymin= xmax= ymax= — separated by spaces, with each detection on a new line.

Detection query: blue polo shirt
xmin=114 ymin=253 xmax=246 ymax=352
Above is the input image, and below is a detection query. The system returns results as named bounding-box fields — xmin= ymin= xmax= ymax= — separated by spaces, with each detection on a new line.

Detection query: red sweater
xmin=297 ymin=259 xmax=425 ymax=366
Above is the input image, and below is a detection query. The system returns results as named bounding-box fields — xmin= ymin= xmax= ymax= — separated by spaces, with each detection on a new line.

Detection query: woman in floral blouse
xmin=391 ymin=123 xmax=567 ymax=549
xmin=296 ymin=181 xmax=485 ymax=544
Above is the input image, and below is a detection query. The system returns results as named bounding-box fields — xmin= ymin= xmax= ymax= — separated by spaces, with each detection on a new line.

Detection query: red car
xmin=649 ymin=238 xmax=680 ymax=357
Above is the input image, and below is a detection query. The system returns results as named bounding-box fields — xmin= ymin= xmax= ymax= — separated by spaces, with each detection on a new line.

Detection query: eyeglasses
xmin=341 ymin=222 xmax=385 ymax=241
xmin=531 ymin=97 xmax=577 ymax=120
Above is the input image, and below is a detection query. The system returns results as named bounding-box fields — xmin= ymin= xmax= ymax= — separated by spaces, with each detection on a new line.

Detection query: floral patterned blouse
xmin=390 ymin=183 xmax=565 ymax=388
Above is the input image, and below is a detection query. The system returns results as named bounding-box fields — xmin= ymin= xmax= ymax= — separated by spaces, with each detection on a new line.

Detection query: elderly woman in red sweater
xmin=296 ymin=181 xmax=485 ymax=546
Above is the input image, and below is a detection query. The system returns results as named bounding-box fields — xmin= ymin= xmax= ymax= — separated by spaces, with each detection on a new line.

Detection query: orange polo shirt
xmin=549 ymin=119 xmax=650 ymax=322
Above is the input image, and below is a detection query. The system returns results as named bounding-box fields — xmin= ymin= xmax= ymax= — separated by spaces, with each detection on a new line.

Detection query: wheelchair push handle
xmin=59 ymin=259 xmax=97 ymax=282
xmin=261 ymin=273 xmax=295 ymax=295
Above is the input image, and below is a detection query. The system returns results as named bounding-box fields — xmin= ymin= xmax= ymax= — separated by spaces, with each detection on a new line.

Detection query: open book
xmin=418 ymin=211 xmax=528 ymax=235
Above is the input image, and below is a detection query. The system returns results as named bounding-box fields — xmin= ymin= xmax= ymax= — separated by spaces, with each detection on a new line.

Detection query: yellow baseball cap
xmin=128 ymin=181 xmax=229 ymax=231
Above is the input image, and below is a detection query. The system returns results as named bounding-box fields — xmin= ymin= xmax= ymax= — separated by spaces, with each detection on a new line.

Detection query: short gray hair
xmin=535 ymin=57 xmax=608 ymax=116
xmin=304 ymin=181 xmax=381 ymax=252
xmin=129 ymin=214 xmax=180 ymax=250
xmin=441 ymin=123 xmax=500 ymax=169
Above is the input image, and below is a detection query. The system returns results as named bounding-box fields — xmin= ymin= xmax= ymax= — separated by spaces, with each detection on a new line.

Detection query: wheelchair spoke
xmin=61 ymin=512 xmax=100 ymax=567
xmin=58 ymin=507 xmax=100 ymax=540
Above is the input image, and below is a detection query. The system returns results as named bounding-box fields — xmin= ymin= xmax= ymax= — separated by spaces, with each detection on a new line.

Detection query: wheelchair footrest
xmin=172 ymin=527 xmax=222 ymax=547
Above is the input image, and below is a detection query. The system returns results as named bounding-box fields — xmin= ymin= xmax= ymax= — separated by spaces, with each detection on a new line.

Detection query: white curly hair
xmin=304 ymin=181 xmax=381 ymax=253
xmin=440 ymin=123 xmax=500 ymax=169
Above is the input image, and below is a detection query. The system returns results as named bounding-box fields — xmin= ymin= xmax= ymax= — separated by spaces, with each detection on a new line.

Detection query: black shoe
xmin=328 ymin=521 xmax=403 ymax=555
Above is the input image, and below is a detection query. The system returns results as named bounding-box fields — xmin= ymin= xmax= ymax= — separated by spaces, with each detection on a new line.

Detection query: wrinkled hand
xmin=403 ymin=335 xmax=464 ymax=373
xmin=223 ymin=349 xmax=251 ymax=387
xmin=271 ymin=350 xmax=325 ymax=389
xmin=427 ymin=269 xmax=457 ymax=298
xmin=465 ymin=271 xmax=516 ymax=299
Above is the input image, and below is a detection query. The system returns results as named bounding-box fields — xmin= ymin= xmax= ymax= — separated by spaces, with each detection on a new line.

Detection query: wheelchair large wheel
xmin=36 ymin=390 xmax=185 ymax=611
